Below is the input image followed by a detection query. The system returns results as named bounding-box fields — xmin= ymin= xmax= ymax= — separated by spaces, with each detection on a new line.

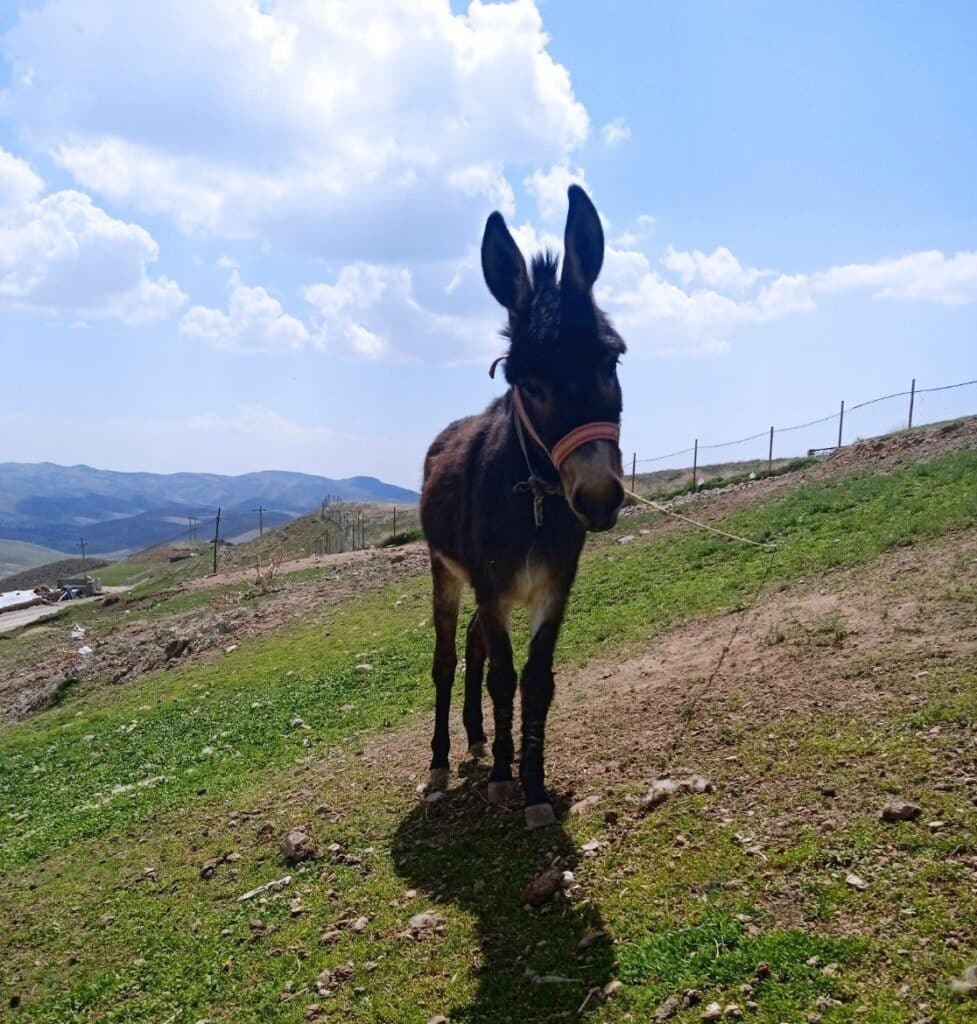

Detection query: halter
xmin=490 ymin=356 xmax=621 ymax=526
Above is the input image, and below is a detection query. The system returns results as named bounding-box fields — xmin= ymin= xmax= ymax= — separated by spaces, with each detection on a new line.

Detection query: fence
xmin=628 ymin=376 xmax=977 ymax=491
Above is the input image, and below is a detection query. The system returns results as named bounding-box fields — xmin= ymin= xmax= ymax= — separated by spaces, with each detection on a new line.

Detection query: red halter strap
xmin=511 ymin=386 xmax=620 ymax=471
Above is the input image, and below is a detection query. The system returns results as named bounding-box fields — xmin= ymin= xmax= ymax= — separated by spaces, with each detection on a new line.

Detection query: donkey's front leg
xmin=519 ymin=592 xmax=568 ymax=829
xmin=480 ymin=602 xmax=518 ymax=802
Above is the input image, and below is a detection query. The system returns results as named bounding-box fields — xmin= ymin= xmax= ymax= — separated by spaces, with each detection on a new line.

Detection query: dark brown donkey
xmin=420 ymin=185 xmax=626 ymax=829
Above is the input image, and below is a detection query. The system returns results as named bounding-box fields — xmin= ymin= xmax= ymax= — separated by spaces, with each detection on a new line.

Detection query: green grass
xmin=96 ymin=562 xmax=154 ymax=586
xmin=2 ymin=450 xmax=977 ymax=1022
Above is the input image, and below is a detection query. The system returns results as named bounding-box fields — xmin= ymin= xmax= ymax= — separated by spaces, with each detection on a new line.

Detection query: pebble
xmin=880 ymin=798 xmax=923 ymax=823
xmin=281 ymin=827 xmax=318 ymax=864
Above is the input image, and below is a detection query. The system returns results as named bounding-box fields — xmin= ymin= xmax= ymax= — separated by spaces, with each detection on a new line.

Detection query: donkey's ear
xmin=481 ymin=211 xmax=530 ymax=312
xmin=561 ymin=184 xmax=604 ymax=292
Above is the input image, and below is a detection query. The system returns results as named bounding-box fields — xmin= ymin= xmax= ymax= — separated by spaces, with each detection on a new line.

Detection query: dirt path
xmin=365 ymin=530 xmax=977 ymax=799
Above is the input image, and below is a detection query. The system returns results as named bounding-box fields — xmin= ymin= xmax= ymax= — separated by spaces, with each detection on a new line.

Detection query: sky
xmin=0 ymin=0 xmax=975 ymax=489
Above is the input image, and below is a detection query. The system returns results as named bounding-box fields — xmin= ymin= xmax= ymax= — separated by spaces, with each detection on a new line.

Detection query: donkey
xmin=420 ymin=185 xmax=626 ymax=828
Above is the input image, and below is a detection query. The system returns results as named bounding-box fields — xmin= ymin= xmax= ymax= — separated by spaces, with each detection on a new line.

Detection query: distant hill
xmin=0 ymin=462 xmax=419 ymax=556
xmin=0 ymin=539 xmax=73 ymax=579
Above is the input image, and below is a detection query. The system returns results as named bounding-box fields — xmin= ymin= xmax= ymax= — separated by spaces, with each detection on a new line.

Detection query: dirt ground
xmin=364 ymin=531 xmax=977 ymax=795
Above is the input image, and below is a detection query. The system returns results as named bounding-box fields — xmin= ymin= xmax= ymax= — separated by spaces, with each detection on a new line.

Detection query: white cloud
xmin=524 ymin=163 xmax=589 ymax=223
xmin=0 ymin=405 xmax=406 ymax=481
xmin=303 ymin=262 xmax=494 ymax=364
xmin=662 ymin=245 xmax=766 ymax=291
xmin=180 ymin=272 xmax=309 ymax=353
xmin=600 ymin=117 xmax=631 ymax=147
xmin=813 ymin=250 xmax=977 ymax=305
xmin=0 ymin=149 xmax=185 ymax=324
xmin=4 ymin=0 xmax=588 ymax=257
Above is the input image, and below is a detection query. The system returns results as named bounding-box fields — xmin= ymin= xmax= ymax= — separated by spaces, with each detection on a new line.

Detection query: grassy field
xmin=2 ymin=450 xmax=976 ymax=1022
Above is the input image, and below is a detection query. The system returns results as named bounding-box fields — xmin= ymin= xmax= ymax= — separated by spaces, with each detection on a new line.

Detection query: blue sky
xmin=1 ymin=0 xmax=974 ymax=488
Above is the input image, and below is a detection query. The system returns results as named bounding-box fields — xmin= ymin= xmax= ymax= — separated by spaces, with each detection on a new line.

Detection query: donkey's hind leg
xmin=427 ymin=556 xmax=462 ymax=793
xmin=462 ymin=611 xmax=489 ymax=760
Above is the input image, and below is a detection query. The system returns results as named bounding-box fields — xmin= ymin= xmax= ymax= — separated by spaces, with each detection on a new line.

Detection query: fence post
xmin=393 ymin=506 xmax=397 ymax=536
xmin=767 ymin=426 xmax=774 ymax=474
xmin=908 ymin=378 xmax=916 ymax=429
xmin=212 ymin=507 xmax=221 ymax=574
xmin=692 ymin=438 xmax=698 ymax=492
xmin=838 ymin=400 xmax=845 ymax=448
xmin=630 ymin=452 xmax=637 ymax=494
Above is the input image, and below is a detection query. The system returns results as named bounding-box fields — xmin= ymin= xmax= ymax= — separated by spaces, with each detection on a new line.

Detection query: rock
xmin=602 ymin=979 xmax=624 ymax=998
xmin=578 ymin=928 xmax=605 ymax=950
xmin=351 ymin=916 xmax=369 ymax=932
xmin=723 ymin=1005 xmax=743 ymax=1019
xmin=845 ymin=872 xmax=867 ymax=891
xmin=102 ymin=594 xmax=120 ymax=607
xmin=653 ymin=995 xmax=682 ymax=1022
xmin=164 ymin=637 xmax=189 ymax=660
xmin=881 ymin=798 xmax=922 ymax=823
xmin=281 ymin=827 xmax=318 ymax=864
xmin=617 ymin=534 xmax=636 ymax=544
xmin=427 ymin=1016 xmax=449 ymax=1024
xmin=199 ymin=858 xmax=219 ymax=879
xmin=701 ymin=1002 xmax=723 ymax=1021
xmin=407 ymin=911 xmax=443 ymax=937
xmin=640 ymin=775 xmax=716 ymax=811
xmin=569 ymin=794 xmax=601 ymax=816
xmin=354 ymin=663 xmax=373 ymax=674
xmin=950 ymin=963 xmax=977 ymax=996
xmin=520 ymin=867 xmax=565 ymax=907
xmin=224 ymin=644 xmax=239 ymax=654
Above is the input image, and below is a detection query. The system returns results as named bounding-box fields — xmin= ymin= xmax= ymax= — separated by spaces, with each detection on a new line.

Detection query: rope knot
xmin=513 ymin=475 xmax=564 ymax=527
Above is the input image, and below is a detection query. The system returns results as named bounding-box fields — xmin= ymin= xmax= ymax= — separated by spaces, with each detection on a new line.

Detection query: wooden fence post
xmin=908 ymin=378 xmax=916 ymax=429
xmin=692 ymin=439 xmax=698 ymax=492
xmin=838 ymin=400 xmax=845 ymax=448
xmin=212 ymin=507 xmax=221 ymax=574
xmin=767 ymin=426 xmax=774 ymax=474
xmin=630 ymin=452 xmax=637 ymax=494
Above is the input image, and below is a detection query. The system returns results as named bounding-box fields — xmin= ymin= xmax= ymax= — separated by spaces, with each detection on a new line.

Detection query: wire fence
xmin=628 ymin=376 xmax=977 ymax=487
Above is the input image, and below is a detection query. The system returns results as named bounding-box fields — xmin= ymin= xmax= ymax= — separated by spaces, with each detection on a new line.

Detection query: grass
xmin=2 ymin=450 xmax=977 ymax=1021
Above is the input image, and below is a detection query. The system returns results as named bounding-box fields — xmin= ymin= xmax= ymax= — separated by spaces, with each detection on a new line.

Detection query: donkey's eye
xmin=522 ymin=380 xmax=546 ymax=402
xmin=600 ymin=360 xmax=618 ymax=385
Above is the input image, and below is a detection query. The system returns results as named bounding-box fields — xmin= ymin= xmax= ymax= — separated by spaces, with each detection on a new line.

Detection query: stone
xmin=880 ymin=798 xmax=923 ymax=823
xmin=281 ymin=828 xmax=318 ymax=864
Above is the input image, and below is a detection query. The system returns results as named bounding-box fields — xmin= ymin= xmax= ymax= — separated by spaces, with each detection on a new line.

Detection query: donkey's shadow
xmin=391 ymin=769 xmax=615 ymax=1023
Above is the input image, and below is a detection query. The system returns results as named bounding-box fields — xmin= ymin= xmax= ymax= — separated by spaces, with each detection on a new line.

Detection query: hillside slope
xmin=1 ymin=420 xmax=975 ymax=1023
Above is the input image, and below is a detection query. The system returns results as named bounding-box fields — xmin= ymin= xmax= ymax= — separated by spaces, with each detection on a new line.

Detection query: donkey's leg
xmin=519 ymin=589 xmax=569 ymax=829
xmin=480 ymin=602 xmax=519 ymax=802
xmin=427 ymin=557 xmax=462 ymax=792
xmin=462 ymin=611 xmax=488 ymax=759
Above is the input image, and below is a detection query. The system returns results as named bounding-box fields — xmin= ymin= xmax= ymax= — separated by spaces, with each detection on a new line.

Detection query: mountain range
xmin=0 ymin=462 xmax=419 ymax=559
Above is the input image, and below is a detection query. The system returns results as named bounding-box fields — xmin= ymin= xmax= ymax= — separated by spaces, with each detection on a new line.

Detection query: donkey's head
xmin=481 ymin=185 xmax=626 ymax=532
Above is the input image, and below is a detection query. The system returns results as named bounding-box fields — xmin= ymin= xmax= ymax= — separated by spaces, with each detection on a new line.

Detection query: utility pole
xmin=187 ymin=514 xmax=199 ymax=545
xmin=253 ymin=505 xmax=267 ymax=537
xmin=392 ymin=506 xmax=397 ymax=536
xmin=767 ymin=426 xmax=774 ymax=474
xmin=212 ymin=507 xmax=221 ymax=574
xmin=908 ymin=378 xmax=916 ymax=429
xmin=838 ymin=400 xmax=845 ymax=448
xmin=77 ymin=536 xmax=87 ymax=568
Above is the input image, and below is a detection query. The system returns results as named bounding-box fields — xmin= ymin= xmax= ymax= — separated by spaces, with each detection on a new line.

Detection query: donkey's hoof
xmin=468 ymin=741 xmax=489 ymax=761
xmin=524 ymin=802 xmax=557 ymax=830
xmin=487 ymin=779 xmax=519 ymax=804
xmin=425 ymin=768 xmax=449 ymax=794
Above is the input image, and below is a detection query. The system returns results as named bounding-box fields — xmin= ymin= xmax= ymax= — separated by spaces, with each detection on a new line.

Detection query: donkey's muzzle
xmin=562 ymin=440 xmax=625 ymax=532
